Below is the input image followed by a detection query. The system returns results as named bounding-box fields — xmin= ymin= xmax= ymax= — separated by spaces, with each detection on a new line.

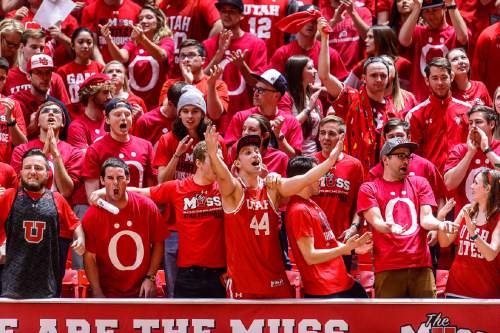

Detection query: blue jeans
xmin=164 ymin=232 xmax=178 ymax=298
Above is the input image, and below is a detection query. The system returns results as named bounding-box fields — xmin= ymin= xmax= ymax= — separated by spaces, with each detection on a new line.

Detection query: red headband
xmin=275 ymin=8 xmax=332 ymax=34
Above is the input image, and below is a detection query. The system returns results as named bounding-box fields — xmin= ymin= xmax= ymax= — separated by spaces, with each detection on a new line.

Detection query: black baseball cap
xmin=422 ymin=0 xmax=444 ymax=9
xmin=236 ymin=135 xmax=262 ymax=156
xmin=380 ymin=138 xmax=418 ymax=161
xmin=215 ymin=0 xmax=244 ymax=12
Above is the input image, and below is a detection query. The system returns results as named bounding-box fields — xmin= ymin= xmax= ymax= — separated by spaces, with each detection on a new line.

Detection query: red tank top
xmin=224 ymin=178 xmax=291 ymax=296
xmin=447 ymin=212 xmax=500 ymax=298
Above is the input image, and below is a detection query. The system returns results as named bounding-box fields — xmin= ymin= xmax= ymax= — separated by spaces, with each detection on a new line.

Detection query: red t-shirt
xmin=0 ymin=162 xmax=18 ymax=189
xmin=357 ymin=176 xmax=436 ymax=273
xmin=406 ymin=25 xmax=469 ymax=102
xmin=451 ymin=80 xmax=492 ymax=107
xmin=286 ymin=195 xmax=354 ymax=295
xmin=56 ymin=60 xmax=105 ymax=120
xmin=82 ymin=191 xmax=169 ymax=297
xmin=224 ymin=106 xmax=303 ymax=154
xmin=154 ymin=132 xmax=227 ymax=180
xmin=369 ymin=153 xmax=446 ymax=204
xmin=224 ymin=181 xmax=292 ymax=297
xmin=320 ymin=2 xmax=373 ymax=71
xmin=4 ymin=67 xmax=70 ymax=107
xmin=240 ymin=0 xmax=289 ymax=59
xmin=446 ymin=211 xmax=500 ymax=298
xmin=158 ymin=77 xmax=229 ymax=120
xmin=406 ymin=95 xmax=470 ymax=173
xmin=150 ymin=177 xmax=225 ymax=268
xmin=312 ymin=152 xmax=364 ymax=237
xmin=0 ymin=188 xmax=80 ymax=244
xmin=269 ymin=40 xmax=349 ymax=81
xmin=455 ymin=0 xmax=494 ymax=47
xmin=203 ymin=32 xmax=268 ymax=132
xmin=67 ymin=113 xmax=105 ymax=150
xmin=82 ymin=134 xmax=155 ymax=188
xmin=159 ymin=0 xmax=220 ymax=77
xmin=122 ymin=37 xmax=175 ymax=111
xmin=0 ymin=96 xmax=26 ymax=164
xmin=471 ymin=23 xmax=500 ymax=97
xmin=444 ymin=141 xmax=500 ymax=215
xmin=10 ymin=139 xmax=83 ymax=196
xmin=81 ymin=0 xmax=141 ymax=63
xmin=131 ymin=107 xmax=175 ymax=148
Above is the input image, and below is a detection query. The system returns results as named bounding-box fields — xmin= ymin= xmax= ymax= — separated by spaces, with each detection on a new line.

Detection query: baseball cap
xmin=27 ymin=54 xmax=54 ymax=73
xmin=251 ymin=69 xmax=288 ymax=97
xmin=104 ymin=97 xmax=132 ymax=117
xmin=422 ymin=0 xmax=444 ymax=9
xmin=177 ymin=85 xmax=206 ymax=114
xmin=380 ymin=138 xmax=418 ymax=161
xmin=215 ymin=0 xmax=244 ymax=12
xmin=78 ymin=73 xmax=113 ymax=98
xmin=236 ymin=135 xmax=262 ymax=156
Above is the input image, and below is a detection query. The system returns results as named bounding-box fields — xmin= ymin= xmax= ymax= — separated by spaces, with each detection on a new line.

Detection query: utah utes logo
xmin=23 ymin=221 xmax=46 ymax=243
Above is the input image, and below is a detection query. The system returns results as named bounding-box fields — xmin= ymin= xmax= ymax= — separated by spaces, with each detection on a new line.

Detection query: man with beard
xmin=83 ymin=98 xmax=156 ymax=200
xmin=405 ymin=57 xmax=470 ymax=173
xmin=83 ymin=158 xmax=168 ymax=298
xmin=357 ymin=138 xmax=458 ymax=298
xmin=66 ymin=73 xmax=113 ymax=153
xmin=0 ymin=148 xmax=84 ymax=298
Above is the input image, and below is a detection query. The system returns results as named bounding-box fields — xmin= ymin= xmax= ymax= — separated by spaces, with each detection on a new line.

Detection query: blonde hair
xmin=0 ymin=19 xmax=24 ymax=67
xmin=381 ymin=55 xmax=405 ymax=112
xmin=140 ymin=5 xmax=172 ymax=44
xmin=103 ymin=60 xmax=129 ymax=93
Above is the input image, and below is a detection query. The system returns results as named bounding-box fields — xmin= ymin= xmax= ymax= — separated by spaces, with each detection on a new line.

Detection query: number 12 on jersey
xmin=248 ymin=17 xmax=271 ymax=39
xmin=250 ymin=212 xmax=270 ymax=235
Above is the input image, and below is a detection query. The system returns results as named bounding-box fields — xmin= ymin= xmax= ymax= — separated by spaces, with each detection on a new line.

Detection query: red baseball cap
xmin=27 ymin=54 xmax=54 ymax=73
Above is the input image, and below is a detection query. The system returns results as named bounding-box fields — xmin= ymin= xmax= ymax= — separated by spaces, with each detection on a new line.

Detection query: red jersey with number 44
xmin=357 ymin=176 xmax=436 ymax=273
xmin=224 ymin=180 xmax=292 ymax=296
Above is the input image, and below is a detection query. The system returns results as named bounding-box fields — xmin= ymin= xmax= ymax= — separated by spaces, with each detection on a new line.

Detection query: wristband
xmin=446 ymin=4 xmax=457 ymax=9
xmin=6 ymin=119 xmax=16 ymax=127
xmin=483 ymin=147 xmax=492 ymax=154
xmin=174 ymin=153 xmax=182 ymax=159
xmin=470 ymin=232 xmax=479 ymax=241
xmin=278 ymin=133 xmax=285 ymax=141
xmin=144 ymin=274 xmax=156 ymax=282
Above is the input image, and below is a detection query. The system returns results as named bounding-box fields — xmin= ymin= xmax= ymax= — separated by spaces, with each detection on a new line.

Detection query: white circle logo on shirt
xmin=119 ymin=153 xmax=125 ymax=159
xmin=127 ymin=220 xmax=133 ymax=227
xmin=114 ymin=223 xmax=120 ymax=229
xmin=385 ymin=197 xmax=418 ymax=236
xmin=162 ymin=128 xmax=168 ymax=134
xmin=131 ymin=152 xmax=137 ymax=157
xmin=95 ymin=129 xmax=100 ymax=134
xmin=108 ymin=230 xmax=145 ymax=271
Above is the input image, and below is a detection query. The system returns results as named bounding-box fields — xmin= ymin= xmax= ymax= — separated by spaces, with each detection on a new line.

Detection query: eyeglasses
xmin=179 ymin=52 xmax=200 ymax=60
xmin=40 ymin=107 xmax=63 ymax=115
xmin=253 ymin=87 xmax=277 ymax=95
xmin=387 ymin=153 xmax=413 ymax=161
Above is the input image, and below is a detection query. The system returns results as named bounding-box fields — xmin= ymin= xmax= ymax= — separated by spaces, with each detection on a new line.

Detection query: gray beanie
xmin=177 ymin=85 xmax=206 ymax=114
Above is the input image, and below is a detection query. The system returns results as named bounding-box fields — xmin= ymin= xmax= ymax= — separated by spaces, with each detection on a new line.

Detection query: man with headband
xmin=67 ymin=73 xmax=113 ymax=152
xmin=82 ymin=97 xmax=156 ymax=201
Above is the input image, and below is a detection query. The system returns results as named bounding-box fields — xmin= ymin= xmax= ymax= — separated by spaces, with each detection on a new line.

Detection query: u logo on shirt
xmin=23 ymin=220 xmax=46 ymax=243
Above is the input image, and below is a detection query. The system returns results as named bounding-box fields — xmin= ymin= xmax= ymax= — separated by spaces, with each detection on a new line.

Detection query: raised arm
xmin=463 ymin=208 xmax=500 ymax=261
xmin=205 ymin=125 xmax=241 ymax=199
xmin=445 ymin=0 xmax=468 ymax=45
xmin=398 ymin=0 xmax=422 ymax=47
xmin=317 ymin=17 xmax=343 ymax=99
xmin=275 ymin=134 xmax=344 ymax=198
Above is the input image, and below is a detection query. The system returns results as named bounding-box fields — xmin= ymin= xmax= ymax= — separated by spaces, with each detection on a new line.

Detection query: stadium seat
xmin=156 ymin=270 xmax=167 ymax=297
xmin=358 ymin=270 xmax=375 ymax=298
xmin=436 ymin=270 xmax=449 ymax=298
xmin=77 ymin=269 xmax=90 ymax=298
xmin=61 ymin=269 xmax=79 ymax=298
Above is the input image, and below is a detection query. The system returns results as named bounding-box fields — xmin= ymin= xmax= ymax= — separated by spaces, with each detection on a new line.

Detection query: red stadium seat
xmin=358 ymin=270 xmax=375 ymax=298
xmin=436 ymin=270 xmax=449 ymax=298
xmin=61 ymin=269 xmax=79 ymax=298
xmin=156 ymin=270 xmax=167 ymax=297
xmin=77 ymin=269 xmax=90 ymax=298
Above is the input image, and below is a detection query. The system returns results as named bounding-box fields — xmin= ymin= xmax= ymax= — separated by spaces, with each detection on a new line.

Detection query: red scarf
xmin=275 ymin=8 xmax=332 ymax=34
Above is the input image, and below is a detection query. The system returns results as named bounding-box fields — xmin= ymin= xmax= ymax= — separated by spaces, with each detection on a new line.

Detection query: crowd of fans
xmin=0 ymin=0 xmax=498 ymax=300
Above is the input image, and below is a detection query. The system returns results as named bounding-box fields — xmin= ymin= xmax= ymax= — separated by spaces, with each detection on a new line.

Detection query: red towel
xmin=275 ymin=8 xmax=332 ymax=34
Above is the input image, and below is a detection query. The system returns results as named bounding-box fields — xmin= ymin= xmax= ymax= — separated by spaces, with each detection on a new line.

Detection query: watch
xmin=278 ymin=133 xmax=285 ymax=141
xmin=446 ymin=4 xmax=457 ymax=10
xmin=6 ymin=119 xmax=16 ymax=127
xmin=483 ymin=147 xmax=492 ymax=154
xmin=470 ymin=232 xmax=480 ymax=241
xmin=144 ymin=273 xmax=156 ymax=282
